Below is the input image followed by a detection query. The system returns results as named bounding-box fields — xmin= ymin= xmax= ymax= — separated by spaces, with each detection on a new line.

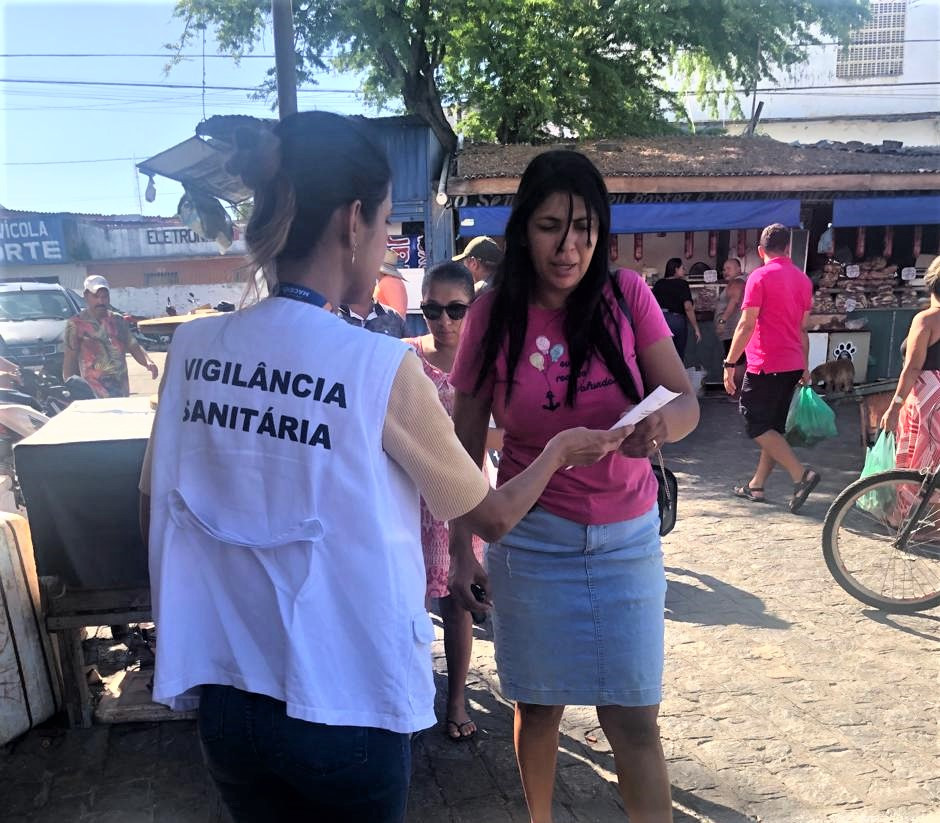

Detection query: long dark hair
xmin=474 ymin=150 xmax=640 ymax=407
xmin=664 ymin=257 xmax=683 ymax=278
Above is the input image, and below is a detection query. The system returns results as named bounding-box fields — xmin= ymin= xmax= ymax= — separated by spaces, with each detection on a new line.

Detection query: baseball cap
xmin=83 ymin=275 xmax=111 ymax=293
xmin=453 ymin=236 xmax=503 ymax=266
xmin=379 ymin=249 xmax=406 ymax=279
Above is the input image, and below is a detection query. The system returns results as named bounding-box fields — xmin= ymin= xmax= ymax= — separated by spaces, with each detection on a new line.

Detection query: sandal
xmin=789 ymin=469 xmax=821 ymax=513
xmin=444 ymin=718 xmax=476 ymax=742
xmin=733 ymin=483 xmax=768 ymax=503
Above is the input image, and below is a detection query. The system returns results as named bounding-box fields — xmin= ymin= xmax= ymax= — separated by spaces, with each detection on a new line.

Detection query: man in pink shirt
xmin=723 ymin=223 xmax=821 ymax=513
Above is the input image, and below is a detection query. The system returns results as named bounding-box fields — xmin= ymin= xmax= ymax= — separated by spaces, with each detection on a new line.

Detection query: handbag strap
xmin=609 ymin=273 xmax=669 ymax=485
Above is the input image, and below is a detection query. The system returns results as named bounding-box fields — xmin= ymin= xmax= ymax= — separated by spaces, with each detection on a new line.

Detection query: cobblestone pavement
xmin=2 ymin=395 xmax=938 ymax=822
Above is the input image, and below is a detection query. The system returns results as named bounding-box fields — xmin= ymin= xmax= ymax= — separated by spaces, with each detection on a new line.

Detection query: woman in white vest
xmin=139 ymin=111 xmax=630 ymax=823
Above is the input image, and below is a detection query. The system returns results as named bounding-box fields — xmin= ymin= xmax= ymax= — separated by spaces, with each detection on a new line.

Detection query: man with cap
xmin=63 ymin=275 xmax=159 ymax=398
xmin=453 ymin=236 xmax=503 ymax=292
xmin=373 ymin=249 xmax=409 ymax=317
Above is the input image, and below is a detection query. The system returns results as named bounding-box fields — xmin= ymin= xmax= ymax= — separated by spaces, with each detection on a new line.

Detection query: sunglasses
xmin=420 ymin=301 xmax=470 ymax=321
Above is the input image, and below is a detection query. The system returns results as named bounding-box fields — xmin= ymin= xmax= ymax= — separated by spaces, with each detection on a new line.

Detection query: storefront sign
xmin=145 ymin=227 xmax=206 ymax=245
xmin=0 ymin=215 xmax=68 ymax=265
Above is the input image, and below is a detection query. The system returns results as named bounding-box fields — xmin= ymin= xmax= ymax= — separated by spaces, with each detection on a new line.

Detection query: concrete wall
xmin=679 ymin=0 xmax=939 ymax=123
xmin=108 ymin=283 xmax=252 ymax=318
xmin=0 ymin=263 xmax=87 ymax=289
xmin=77 ymin=221 xmax=247 ymax=261
xmin=85 ymin=255 xmax=252 ymax=288
xmin=722 ymin=115 xmax=940 ymax=147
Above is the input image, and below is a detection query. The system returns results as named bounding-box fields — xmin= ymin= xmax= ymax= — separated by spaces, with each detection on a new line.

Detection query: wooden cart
xmin=853 ymin=380 xmax=898 ymax=449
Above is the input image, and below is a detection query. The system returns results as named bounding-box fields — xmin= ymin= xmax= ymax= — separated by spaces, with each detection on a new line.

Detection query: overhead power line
xmin=2 ymin=40 xmax=938 ymax=58
xmin=3 ymin=156 xmax=139 ymax=166
xmin=2 ymin=76 xmax=937 ymax=97
xmin=0 ymin=77 xmax=358 ymax=93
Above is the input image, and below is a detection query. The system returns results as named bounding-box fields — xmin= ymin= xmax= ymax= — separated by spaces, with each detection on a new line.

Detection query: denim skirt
xmin=486 ymin=504 xmax=665 ymax=707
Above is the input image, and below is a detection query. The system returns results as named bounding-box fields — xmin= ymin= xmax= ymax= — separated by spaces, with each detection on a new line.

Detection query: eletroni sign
xmin=0 ymin=215 xmax=68 ymax=265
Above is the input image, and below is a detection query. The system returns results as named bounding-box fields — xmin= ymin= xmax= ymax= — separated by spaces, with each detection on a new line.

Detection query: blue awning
xmin=458 ymin=199 xmax=801 ymax=237
xmin=832 ymin=195 xmax=940 ymax=227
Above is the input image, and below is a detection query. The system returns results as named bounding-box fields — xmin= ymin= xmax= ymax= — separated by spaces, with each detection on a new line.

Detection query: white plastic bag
xmin=686 ymin=367 xmax=706 ymax=397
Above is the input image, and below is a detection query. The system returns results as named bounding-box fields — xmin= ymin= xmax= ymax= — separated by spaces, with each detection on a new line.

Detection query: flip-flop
xmin=444 ymin=718 xmax=476 ymax=742
xmin=733 ymin=484 xmax=768 ymax=503
xmin=789 ymin=469 xmax=821 ymax=513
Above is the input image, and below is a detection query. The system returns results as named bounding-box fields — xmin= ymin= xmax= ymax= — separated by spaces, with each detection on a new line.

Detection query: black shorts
xmin=739 ymin=370 xmax=802 ymax=439
xmin=721 ymin=339 xmax=746 ymax=366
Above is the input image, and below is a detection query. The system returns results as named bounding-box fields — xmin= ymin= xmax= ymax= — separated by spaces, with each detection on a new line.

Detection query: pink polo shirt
xmin=450 ymin=269 xmax=672 ymax=526
xmin=742 ymin=256 xmax=812 ymax=374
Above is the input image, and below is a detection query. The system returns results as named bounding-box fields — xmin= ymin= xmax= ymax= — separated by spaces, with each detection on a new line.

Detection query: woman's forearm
xmin=661 ymin=392 xmax=700 ymax=444
xmin=456 ymin=440 xmax=565 ymax=543
xmin=894 ymin=366 xmax=921 ymax=403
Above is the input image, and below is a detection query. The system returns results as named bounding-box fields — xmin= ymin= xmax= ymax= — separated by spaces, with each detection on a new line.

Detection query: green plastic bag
xmin=856 ymin=431 xmax=897 ymax=515
xmin=784 ymin=386 xmax=838 ymax=447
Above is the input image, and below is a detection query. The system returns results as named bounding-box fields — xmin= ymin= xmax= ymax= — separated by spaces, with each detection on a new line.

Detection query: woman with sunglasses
xmin=449 ymin=150 xmax=700 ymax=822
xmin=404 ymin=260 xmax=486 ymax=742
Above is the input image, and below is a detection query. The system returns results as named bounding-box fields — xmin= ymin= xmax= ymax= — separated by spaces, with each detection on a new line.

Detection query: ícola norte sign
xmin=0 ymin=215 xmax=68 ymax=265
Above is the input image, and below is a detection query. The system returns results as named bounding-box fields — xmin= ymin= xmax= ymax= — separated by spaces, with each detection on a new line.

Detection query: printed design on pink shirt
xmin=528 ymin=334 xmax=566 ymax=411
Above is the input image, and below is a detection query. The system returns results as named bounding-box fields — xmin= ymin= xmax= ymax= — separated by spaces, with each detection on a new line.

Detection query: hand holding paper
xmin=564 ymin=386 xmax=680 ymax=470
xmin=609 ymin=386 xmax=681 ymax=431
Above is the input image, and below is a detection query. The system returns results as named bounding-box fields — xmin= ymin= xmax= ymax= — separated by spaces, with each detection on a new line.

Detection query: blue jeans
xmin=663 ymin=311 xmax=688 ymax=361
xmin=198 ymin=685 xmax=411 ymax=823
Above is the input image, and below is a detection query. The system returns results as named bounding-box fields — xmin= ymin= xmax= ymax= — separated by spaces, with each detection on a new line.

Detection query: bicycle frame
xmin=893 ymin=468 xmax=940 ymax=549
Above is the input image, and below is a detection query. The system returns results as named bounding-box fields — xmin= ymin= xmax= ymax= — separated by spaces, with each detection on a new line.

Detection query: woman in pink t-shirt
xmin=449 ymin=151 xmax=700 ymax=822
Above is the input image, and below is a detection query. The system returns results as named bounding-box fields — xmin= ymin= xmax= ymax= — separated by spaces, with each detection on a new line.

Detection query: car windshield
xmin=0 ymin=291 xmax=75 ymax=321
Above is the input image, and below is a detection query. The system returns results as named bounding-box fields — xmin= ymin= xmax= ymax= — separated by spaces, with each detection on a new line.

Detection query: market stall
xmin=808 ymin=193 xmax=940 ymax=383
xmin=446 ymin=137 xmax=940 ymax=389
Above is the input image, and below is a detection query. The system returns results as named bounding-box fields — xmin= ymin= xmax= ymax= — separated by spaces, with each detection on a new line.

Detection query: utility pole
xmin=271 ymin=0 xmax=297 ymax=119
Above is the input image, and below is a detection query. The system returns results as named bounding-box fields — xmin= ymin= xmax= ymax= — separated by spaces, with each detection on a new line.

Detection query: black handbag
xmin=652 ymin=458 xmax=677 ymax=537
xmin=610 ymin=273 xmax=678 ymax=537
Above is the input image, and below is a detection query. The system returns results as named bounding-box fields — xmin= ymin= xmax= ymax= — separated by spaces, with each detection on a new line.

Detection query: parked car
xmin=0 ymin=282 xmax=83 ymax=370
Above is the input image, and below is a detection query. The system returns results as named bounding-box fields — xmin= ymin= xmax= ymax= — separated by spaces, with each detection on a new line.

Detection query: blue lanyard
xmin=274 ymin=282 xmax=328 ymax=308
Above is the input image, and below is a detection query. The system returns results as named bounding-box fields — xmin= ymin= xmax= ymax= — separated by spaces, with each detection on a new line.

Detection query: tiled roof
xmin=453 ymin=136 xmax=940 ymax=180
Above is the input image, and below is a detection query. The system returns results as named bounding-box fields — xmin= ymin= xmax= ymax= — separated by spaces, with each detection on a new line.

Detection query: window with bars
xmin=836 ymin=0 xmax=907 ymax=79
xmin=145 ymin=271 xmax=179 ymax=287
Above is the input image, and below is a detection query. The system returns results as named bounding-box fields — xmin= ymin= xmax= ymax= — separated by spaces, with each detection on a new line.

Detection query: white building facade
xmin=679 ymin=0 xmax=940 ymax=146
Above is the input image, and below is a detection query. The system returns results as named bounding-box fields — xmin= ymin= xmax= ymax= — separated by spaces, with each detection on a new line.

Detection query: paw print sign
xmin=833 ymin=342 xmax=857 ymax=361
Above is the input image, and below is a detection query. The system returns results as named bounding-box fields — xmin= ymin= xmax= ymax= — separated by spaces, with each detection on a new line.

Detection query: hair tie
xmin=225 ymin=126 xmax=282 ymax=189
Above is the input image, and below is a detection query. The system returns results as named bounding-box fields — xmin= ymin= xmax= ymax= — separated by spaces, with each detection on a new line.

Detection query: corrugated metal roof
xmin=0 ymin=208 xmax=183 ymax=225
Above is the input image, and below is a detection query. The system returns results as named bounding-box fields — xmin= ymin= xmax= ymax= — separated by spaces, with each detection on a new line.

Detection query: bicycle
xmin=822 ymin=465 xmax=940 ymax=613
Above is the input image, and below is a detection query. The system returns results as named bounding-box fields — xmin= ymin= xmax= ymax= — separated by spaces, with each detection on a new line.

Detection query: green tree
xmin=168 ymin=0 xmax=868 ymax=148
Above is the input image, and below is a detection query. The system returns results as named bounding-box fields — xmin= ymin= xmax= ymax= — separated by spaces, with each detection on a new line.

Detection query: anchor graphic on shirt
xmin=542 ymin=390 xmax=561 ymax=411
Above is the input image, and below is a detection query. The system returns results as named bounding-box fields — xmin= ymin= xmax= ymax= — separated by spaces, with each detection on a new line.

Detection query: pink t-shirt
xmin=741 ymin=256 xmax=812 ymax=373
xmin=450 ymin=269 xmax=672 ymax=526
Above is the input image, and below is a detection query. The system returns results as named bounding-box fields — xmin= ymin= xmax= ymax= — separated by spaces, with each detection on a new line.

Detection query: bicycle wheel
xmin=822 ymin=469 xmax=940 ymax=613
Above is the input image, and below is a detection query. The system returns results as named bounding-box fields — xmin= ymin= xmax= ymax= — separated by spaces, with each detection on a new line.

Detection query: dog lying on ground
xmin=811 ymin=357 xmax=855 ymax=395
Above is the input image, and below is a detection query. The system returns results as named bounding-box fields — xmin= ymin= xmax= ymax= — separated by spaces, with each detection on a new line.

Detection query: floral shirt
xmin=64 ymin=309 xmax=132 ymax=398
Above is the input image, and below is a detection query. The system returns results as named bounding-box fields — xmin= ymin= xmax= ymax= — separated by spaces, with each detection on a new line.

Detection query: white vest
xmin=148 ymin=298 xmax=435 ymax=734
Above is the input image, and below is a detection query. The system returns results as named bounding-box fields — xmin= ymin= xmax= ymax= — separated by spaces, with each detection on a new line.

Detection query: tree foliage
xmin=168 ymin=0 xmax=868 ymax=148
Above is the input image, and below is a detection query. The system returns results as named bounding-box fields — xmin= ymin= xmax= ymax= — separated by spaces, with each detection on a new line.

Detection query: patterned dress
xmin=404 ymin=336 xmax=485 ymax=599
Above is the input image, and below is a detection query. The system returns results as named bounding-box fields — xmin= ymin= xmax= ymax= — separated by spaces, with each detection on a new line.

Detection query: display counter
xmin=14 ymin=397 xmax=153 ymax=589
